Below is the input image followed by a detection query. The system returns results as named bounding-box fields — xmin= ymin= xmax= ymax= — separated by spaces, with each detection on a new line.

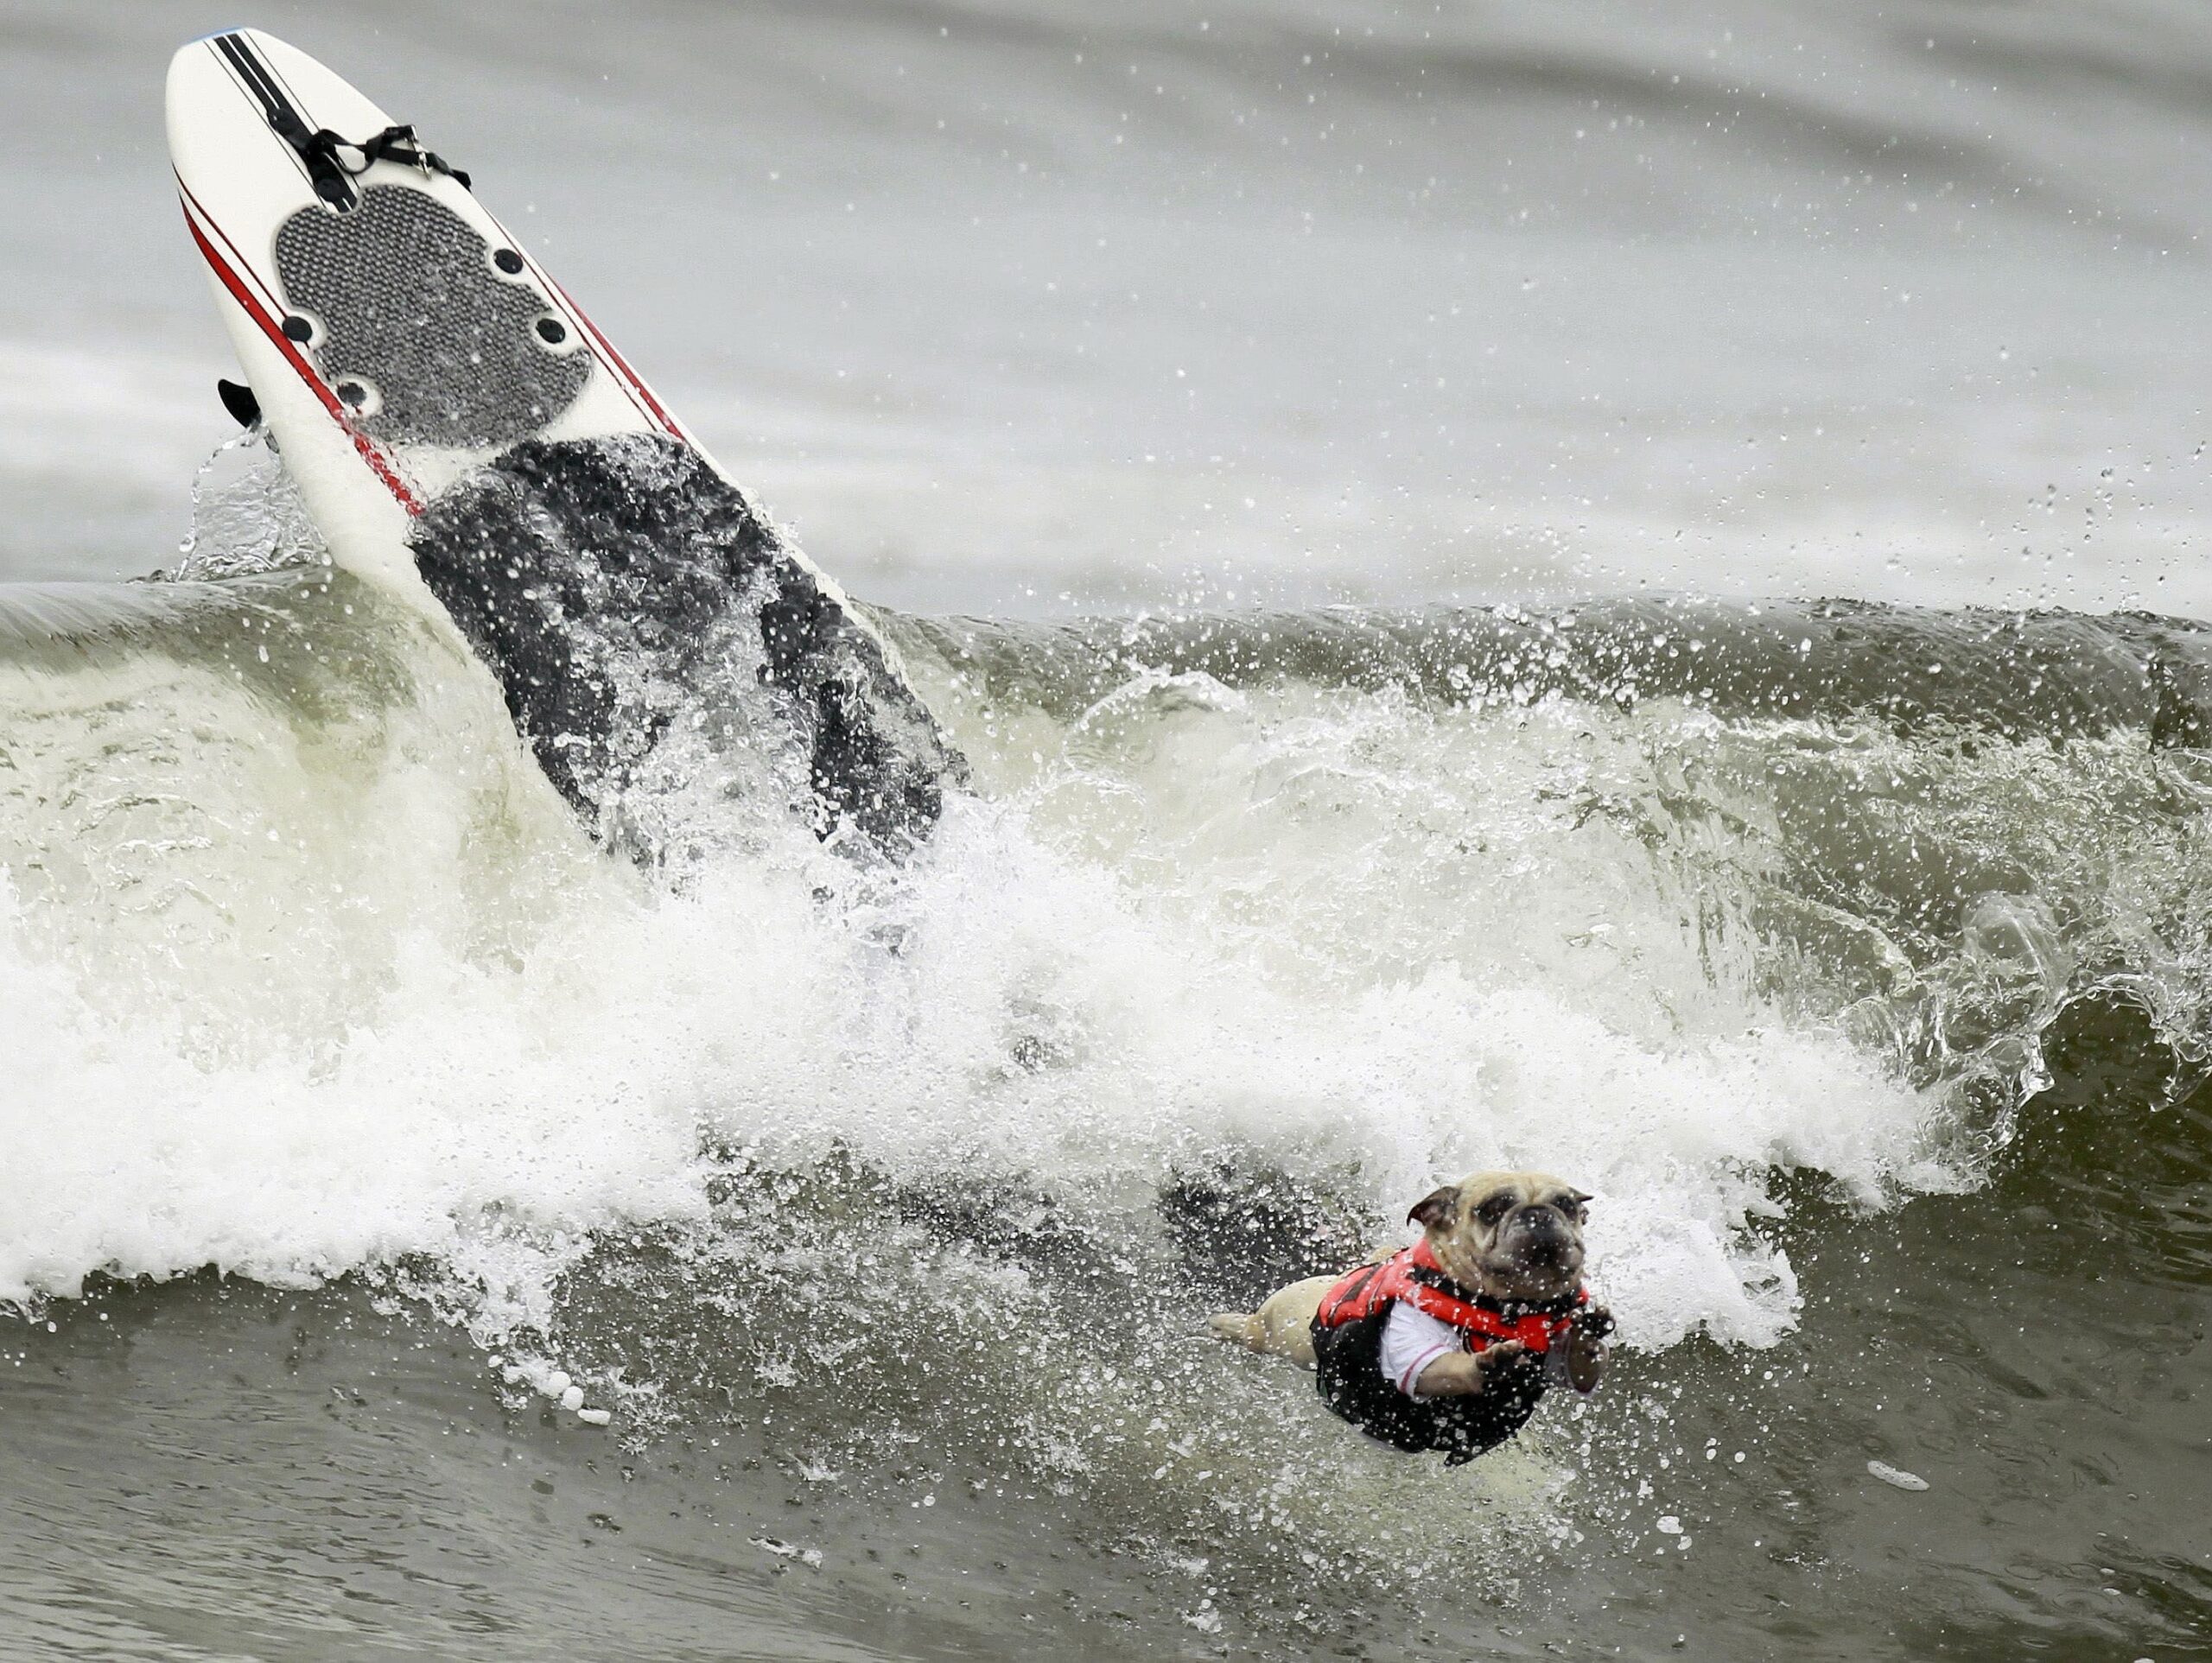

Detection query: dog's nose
xmin=1505 ymin=1204 xmax=1573 ymax=1260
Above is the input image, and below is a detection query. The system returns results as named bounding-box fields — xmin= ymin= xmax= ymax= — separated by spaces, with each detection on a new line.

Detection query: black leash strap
xmin=268 ymin=108 xmax=473 ymax=204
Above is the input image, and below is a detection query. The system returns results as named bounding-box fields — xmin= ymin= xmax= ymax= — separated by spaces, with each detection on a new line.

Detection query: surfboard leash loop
xmin=267 ymin=108 xmax=473 ymax=204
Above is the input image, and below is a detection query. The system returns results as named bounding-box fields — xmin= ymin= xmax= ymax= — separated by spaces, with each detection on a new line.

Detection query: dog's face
xmin=1408 ymin=1170 xmax=1589 ymax=1304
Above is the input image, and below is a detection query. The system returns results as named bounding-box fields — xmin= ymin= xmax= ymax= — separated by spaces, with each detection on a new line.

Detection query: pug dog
xmin=1210 ymin=1171 xmax=1611 ymax=1444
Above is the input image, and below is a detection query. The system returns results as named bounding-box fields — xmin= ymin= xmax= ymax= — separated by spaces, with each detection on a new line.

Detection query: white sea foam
xmin=0 ymin=603 xmax=1950 ymax=1353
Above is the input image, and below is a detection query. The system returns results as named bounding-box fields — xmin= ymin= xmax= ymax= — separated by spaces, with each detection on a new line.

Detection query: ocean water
xmin=2 ymin=1 xmax=2209 ymax=1659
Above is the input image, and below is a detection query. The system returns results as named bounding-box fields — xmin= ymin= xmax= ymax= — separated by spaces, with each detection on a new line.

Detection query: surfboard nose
xmin=166 ymin=35 xmax=226 ymax=146
xmin=168 ymin=28 xmax=286 ymax=96
xmin=168 ymin=29 xmax=293 ymax=158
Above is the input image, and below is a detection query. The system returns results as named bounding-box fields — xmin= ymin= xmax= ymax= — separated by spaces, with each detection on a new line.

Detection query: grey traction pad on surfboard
xmin=408 ymin=434 xmax=964 ymax=854
xmin=275 ymin=185 xmax=591 ymax=448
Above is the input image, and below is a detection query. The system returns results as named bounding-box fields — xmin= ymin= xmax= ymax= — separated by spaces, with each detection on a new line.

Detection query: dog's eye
xmin=1477 ymin=1195 xmax=1515 ymax=1225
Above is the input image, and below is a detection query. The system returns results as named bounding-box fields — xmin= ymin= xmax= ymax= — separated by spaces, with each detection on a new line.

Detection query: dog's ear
xmin=1407 ymin=1184 xmax=1460 ymax=1231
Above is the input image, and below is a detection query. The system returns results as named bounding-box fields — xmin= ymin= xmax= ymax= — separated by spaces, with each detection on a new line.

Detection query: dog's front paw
xmin=1475 ymin=1338 xmax=1529 ymax=1381
xmin=1566 ymin=1324 xmax=1607 ymax=1395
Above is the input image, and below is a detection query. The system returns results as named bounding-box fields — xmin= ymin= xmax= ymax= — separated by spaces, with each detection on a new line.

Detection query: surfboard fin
xmin=217 ymin=378 xmax=262 ymax=429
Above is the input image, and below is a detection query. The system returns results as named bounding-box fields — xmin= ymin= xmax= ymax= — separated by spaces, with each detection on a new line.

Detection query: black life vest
xmin=1309 ymin=1241 xmax=1585 ymax=1466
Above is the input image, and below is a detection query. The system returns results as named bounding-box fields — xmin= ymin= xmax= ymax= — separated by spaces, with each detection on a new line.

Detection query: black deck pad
xmin=276 ymin=185 xmax=591 ymax=447
xmin=408 ymin=435 xmax=961 ymax=858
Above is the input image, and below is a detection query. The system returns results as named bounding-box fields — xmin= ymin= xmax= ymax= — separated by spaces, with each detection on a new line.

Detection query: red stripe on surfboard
xmin=544 ymin=272 xmax=684 ymax=441
xmin=177 ymin=191 xmax=423 ymax=517
xmin=176 ymin=171 xmax=285 ymax=321
xmin=477 ymin=204 xmax=683 ymax=444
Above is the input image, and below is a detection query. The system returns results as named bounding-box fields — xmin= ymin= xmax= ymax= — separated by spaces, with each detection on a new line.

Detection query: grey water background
xmin=3 ymin=1 xmax=2211 ymax=1660
xmin=5 ymin=0 xmax=2209 ymax=613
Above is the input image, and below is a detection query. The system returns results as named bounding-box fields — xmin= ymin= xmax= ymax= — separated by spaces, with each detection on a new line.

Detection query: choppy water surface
xmin=4 ymin=0 xmax=2211 ymax=1659
xmin=4 ymin=518 xmax=2209 ymax=1657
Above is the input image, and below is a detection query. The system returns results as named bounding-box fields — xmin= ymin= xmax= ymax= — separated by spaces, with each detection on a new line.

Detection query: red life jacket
xmin=1313 ymin=1240 xmax=1585 ymax=1355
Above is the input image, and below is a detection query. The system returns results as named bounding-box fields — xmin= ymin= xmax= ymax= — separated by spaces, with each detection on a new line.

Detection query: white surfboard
xmin=169 ymin=32 xmax=654 ymax=581
xmin=164 ymin=29 xmax=957 ymax=851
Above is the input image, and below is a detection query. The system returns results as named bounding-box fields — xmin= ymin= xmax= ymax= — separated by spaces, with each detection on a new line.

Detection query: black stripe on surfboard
xmin=211 ymin=35 xmax=289 ymax=131
xmin=212 ymin=32 xmax=359 ymax=211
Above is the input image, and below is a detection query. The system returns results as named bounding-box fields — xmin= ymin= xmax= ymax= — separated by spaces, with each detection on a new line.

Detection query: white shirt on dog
xmin=1379 ymin=1302 xmax=1464 ymax=1396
